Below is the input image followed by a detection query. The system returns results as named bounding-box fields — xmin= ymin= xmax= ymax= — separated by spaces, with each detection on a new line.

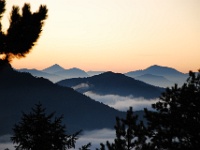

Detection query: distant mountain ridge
xmin=17 ymin=64 xmax=90 ymax=83
xmin=57 ymin=71 xmax=164 ymax=99
xmin=126 ymin=65 xmax=185 ymax=77
xmin=17 ymin=64 xmax=188 ymax=87
xmin=125 ymin=65 xmax=188 ymax=87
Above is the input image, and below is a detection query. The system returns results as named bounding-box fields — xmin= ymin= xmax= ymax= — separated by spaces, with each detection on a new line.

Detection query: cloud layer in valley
xmin=85 ymin=92 xmax=159 ymax=111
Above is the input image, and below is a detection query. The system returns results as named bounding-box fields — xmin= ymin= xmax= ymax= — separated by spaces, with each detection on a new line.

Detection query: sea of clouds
xmin=85 ymin=91 xmax=158 ymax=111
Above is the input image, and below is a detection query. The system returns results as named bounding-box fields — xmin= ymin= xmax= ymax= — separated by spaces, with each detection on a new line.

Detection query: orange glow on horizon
xmin=2 ymin=0 xmax=199 ymax=73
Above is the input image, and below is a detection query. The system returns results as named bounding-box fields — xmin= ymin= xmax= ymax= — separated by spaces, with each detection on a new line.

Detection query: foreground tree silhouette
xmin=145 ymin=70 xmax=200 ymax=149
xmin=97 ymin=108 xmax=148 ymax=150
xmin=11 ymin=103 xmax=81 ymax=150
xmin=98 ymin=70 xmax=200 ymax=150
xmin=0 ymin=0 xmax=48 ymax=63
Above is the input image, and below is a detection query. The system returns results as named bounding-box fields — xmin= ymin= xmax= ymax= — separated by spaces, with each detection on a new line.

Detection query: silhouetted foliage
xmin=97 ymin=107 xmax=147 ymax=150
xmin=0 ymin=0 xmax=48 ymax=62
xmin=145 ymin=70 xmax=200 ymax=149
xmin=11 ymin=103 xmax=81 ymax=150
xmin=79 ymin=143 xmax=91 ymax=150
xmin=98 ymin=70 xmax=200 ymax=150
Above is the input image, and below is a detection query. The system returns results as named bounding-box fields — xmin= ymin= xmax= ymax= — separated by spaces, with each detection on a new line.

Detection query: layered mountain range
xmin=17 ymin=64 xmax=189 ymax=88
xmin=125 ymin=65 xmax=188 ymax=87
xmin=18 ymin=64 xmax=89 ymax=83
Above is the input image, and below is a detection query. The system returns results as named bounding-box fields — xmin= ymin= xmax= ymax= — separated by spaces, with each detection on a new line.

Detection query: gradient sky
xmin=3 ymin=0 xmax=200 ymax=73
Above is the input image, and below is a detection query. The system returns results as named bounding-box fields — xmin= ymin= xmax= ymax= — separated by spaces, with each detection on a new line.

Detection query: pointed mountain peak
xmin=42 ymin=64 xmax=65 ymax=73
xmin=51 ymin=64 xmax=63 ymax=68
xmin=52 ymin=63 xmax=61 ymax=67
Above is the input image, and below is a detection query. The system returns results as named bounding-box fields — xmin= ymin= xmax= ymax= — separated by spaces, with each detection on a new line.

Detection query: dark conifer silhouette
xmin=79 ymin=143 xmax=91 ymax=150
xmin=98 ymin=70 xmax=200 ymax=150
xmin=0 ymin=0 xmax=48 ymax=63
xmin=11 ymin=103 xmax=81 ymax=150
xmin=97 ymin=107 xmax=148 ymax=150
xmin=144 ymin=70 xmax=200 ymax=149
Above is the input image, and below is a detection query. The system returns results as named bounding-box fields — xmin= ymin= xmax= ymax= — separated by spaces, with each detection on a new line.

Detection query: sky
xmin=2 ymin=0 xmax=200 ymax=73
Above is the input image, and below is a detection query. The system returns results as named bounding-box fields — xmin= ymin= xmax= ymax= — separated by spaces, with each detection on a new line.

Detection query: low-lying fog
xmin=85 ymin=91 xmax=158 ymax=111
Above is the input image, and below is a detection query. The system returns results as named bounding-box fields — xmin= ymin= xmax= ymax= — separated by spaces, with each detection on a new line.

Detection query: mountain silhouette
xmin=18 ymin=65 xmax=90 ymax=83
xmin=42 ymin=64 xmax=65 ymax=74
xmin=0 ymin=64 xmax=127 ymax=135
xmin=18 ymin=64 xmax=188 ymax=88
xmin=125 ymin=65 xmax=187 ymax=87
xmin=57 ymin=71 xmax=164 ymax=99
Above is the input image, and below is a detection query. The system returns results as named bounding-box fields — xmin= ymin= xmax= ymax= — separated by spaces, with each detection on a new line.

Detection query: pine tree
xmin=11 ymin=103 xmax=81 ymax=150
xmin=0 ymin=0 xmax=48 ymax=63
xmin=98 ymin=107 xmax=148 ymax=150
xmin=79 ymin=143 xmax=91 ymax=150
xmin=145 ymin=70 xmax=200 ymax=149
